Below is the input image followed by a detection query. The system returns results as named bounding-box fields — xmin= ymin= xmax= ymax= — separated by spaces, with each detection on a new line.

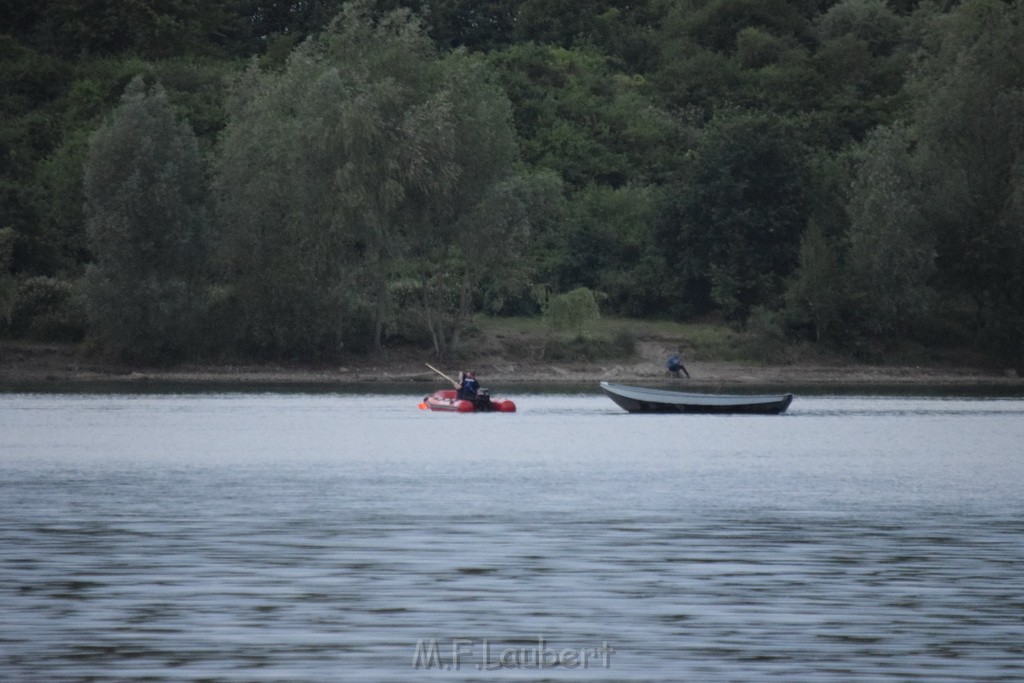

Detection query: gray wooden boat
xmin=600 ymin=381 xmax=793 ymax=415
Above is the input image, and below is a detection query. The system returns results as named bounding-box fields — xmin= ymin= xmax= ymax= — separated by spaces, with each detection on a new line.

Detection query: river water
xmin=1 ymin=390 xmax=1023 ymax=681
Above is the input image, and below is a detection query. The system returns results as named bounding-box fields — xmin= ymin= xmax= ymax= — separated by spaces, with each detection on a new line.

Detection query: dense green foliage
xmin=2 ymin=0 xmax=1023 ymax=364
xmin=83 ymin=77 xmax=209 ymax=359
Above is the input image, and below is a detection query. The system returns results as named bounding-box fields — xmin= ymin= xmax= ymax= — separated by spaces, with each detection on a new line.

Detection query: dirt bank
xmin=1 ymin=340 xmax=1020 ymax=391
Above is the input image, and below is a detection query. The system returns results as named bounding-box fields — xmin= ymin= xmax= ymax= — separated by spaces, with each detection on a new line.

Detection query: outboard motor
xmin=474 ymin=388 xmax=492 ymax=411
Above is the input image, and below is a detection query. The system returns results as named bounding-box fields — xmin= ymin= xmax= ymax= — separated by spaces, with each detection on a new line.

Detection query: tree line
xmin=1 ymin=0 xmax=1022 ymax=363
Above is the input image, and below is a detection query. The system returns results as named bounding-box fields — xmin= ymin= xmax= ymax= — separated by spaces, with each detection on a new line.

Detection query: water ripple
xmin=1 ymin=393 xmax=1023 ymax=681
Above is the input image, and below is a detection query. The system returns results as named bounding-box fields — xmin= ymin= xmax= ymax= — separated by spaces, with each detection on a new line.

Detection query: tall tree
xmin=214 ymin=1 xmax=533 ymax=357
xmin=550 ymin=183 xmax=668 ymax=317
xmin=82 ymin=76 xmax=209 ymax=359
xmin=395 ymin=50 xmax=551 ymax=356
xmin=659 ymin=113 xmax=808 ymax=320
xmin=845 ymin=124 xmax=935 ymax=340
xmin=903 ymin=0 xmax=1024 ymax=359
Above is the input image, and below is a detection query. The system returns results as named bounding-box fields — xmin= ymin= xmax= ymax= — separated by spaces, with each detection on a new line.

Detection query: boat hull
xmin=600 ymin=382 xmax=792 ymax=415
xmin=422 ymin=389 xmax=516 ymax=413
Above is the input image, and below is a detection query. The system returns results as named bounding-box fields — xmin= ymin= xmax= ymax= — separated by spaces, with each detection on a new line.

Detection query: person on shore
xmin=456 ymin=371 xmax=480 ymax=400
xmin=667 ymin=352 xmax=689 ymax=379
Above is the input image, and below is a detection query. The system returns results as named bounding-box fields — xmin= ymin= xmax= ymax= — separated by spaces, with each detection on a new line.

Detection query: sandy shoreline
xmin=1 ymin=342 xmax=1020 ymax=392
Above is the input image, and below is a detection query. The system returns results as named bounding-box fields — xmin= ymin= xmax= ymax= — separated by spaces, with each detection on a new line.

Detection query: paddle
xmin=425 ymin=363 xmax=459 ymax=388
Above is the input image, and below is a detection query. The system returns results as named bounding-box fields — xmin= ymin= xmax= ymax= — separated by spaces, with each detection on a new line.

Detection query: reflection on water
xmin=1 ymin=393 xmax=1023 ymax=681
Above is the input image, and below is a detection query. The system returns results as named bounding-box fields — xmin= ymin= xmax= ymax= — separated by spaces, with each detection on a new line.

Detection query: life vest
xmin=460 ymin=377 xmax=479 ymax=399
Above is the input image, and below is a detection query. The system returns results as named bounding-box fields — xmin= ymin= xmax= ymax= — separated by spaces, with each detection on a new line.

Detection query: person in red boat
xmin=421 ymin=364 xmax=514 ymax=412
xmin=456 ymin=371 xmax=480 ymax=401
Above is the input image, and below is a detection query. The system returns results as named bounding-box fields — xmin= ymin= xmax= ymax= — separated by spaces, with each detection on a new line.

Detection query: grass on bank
xmin=1 ymin=314 xmax=1000 ymax=373
xmin=462 ymin=315 xmax=996 ymax=369
xmin=465 ymin=315 xmax=775 ymax=364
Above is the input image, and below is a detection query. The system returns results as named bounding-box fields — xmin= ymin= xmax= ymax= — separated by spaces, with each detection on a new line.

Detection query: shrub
xmin=544 ymin=287 xmax=601 ymax=335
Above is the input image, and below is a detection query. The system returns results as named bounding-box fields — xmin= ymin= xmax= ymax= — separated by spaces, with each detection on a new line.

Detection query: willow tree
xmin=82 ymin=76 xmax=208 ymax=360
xmin=214 ymin=1 xmax=530 ymax=357
xmin=397 ymin=51 xmax=559 ymax=356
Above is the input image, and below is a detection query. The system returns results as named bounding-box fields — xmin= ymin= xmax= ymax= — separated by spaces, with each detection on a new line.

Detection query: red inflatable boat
xmin=420 ymin=389 xmax=516 ymax=413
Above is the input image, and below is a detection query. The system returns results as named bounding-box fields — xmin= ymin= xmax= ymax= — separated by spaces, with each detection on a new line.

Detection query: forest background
xmin=2 ymin=0 xmax=1023 ymax=369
